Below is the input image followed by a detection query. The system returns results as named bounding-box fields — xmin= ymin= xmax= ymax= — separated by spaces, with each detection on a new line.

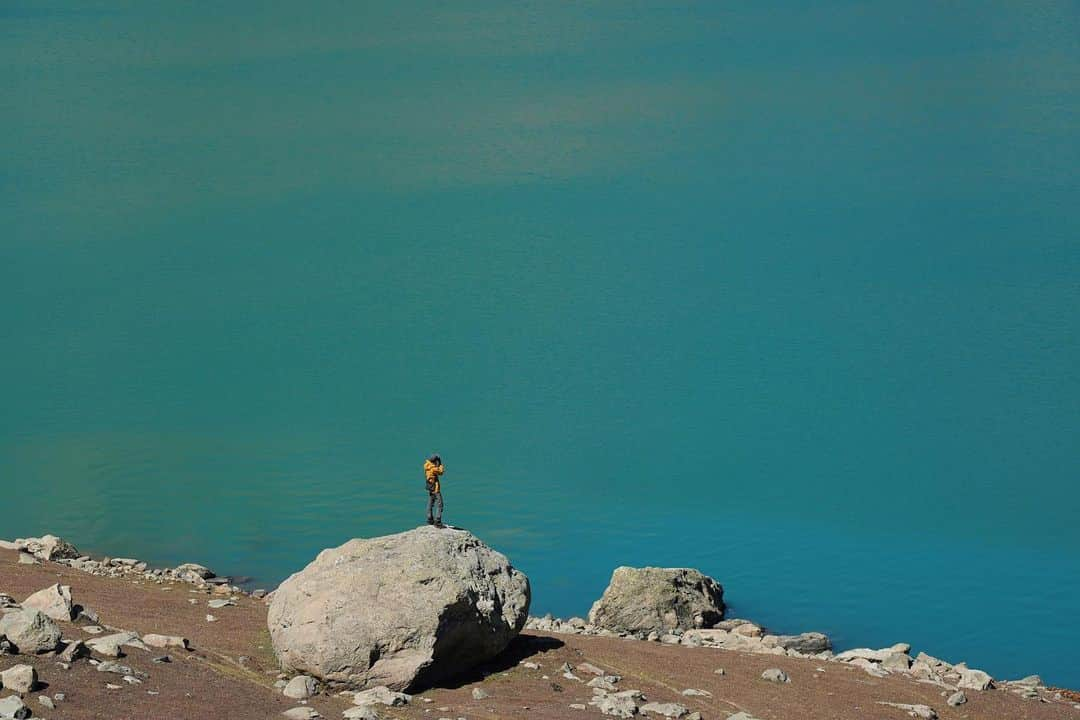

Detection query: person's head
xmin=430 ymin=453 xmax=441 ymax=465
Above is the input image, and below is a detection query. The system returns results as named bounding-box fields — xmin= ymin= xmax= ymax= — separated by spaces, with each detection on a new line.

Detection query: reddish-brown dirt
xmin=2 ymin=547 xmax=1075 ymax=720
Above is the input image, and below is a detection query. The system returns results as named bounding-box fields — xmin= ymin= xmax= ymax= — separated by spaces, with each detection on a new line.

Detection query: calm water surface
xmin=4 ymin=1 xmax=1079 ymax=686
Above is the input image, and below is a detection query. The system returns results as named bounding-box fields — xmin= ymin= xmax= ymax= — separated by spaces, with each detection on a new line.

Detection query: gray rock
xmin=589 ymin=690 xmax=643 ymax=718
xmin=640 ymin=701 xmax=689 ymax=717
xmin=947 ymin=691 xmax=967 ymax=707
xmin=957 ymin=666 xmax=994 ymax=691
xmin=87 ymin=631 xmax=144 ymax=655
xmin=587 ymin=677 xmax=618 ymax=691
xmin=767 ymin=632 xmax=831 ymax=654
xmin=876 ymin=702 xmax=937 ymax=719
xmin=174 ymin=563 xmax=215 ymax=582
xmin=727 ymin=714 xmax=762 ymax=720
xmin=0 ymin=696 xmax=31 ymax=720
xmin=352 ymin=686 xmax=410 ymax=707
xmin=208 ymin=599 xmax=236 ymax=609
xmin=882 ymin=652 xmax=913 ymax=671
xmin=23 ymin=535 xmax=80 ymax=561
xmin=17 ymin=553 xmax=39 ymax=565
xmin=0 ymin=609 xmax=62 ymax=654
xmin=343 ymin=706 xmax=380 ymax=720
xmin=97 ymin=660 xmax=136 ymax=675
xmin=21 ymin=583 xmax=75 ymax=622
xmin=283 ymin=675 xmax=318 ymax=699
xmin=37 ymin=696 xmax=55 ymax=710
xmin=268 ymin=527 xmax=530 ymax=691
xmin=142 ymin=633 xmax=189 ymax=650
xmin=761 ymin=668 xmax=790 ymax=684
xmin=1013 ymin=674 xmax=1042 ymax=688
xmin=472 ymin=687 xmax=490 ymax=699
xmin=281 ymin=708 xmax=320 ymax=720
xmin=681 ymin=688 xmax=711 ymax=697
xmin=588 ymin=567 xmax=724 ymax=633
xmin=1 ymin=664 xmax=37 ymax=693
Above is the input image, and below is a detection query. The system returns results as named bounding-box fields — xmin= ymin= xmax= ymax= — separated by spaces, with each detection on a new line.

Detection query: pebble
xmin=472 ymin=687 xmax=490 ymax=700
xmin=947 ymin=691 xmax=967 ymax=707
xmin=206 ymin=614 xmax=217 ymax=622
xmin=38 ymin=696 xmax=56 ymax=710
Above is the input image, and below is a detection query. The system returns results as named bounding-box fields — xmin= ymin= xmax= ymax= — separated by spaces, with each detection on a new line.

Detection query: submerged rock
xmin=588 ymin=567 xmax=724 ymax=633
xmin=268 ymin=526 xmax=530 ymax=691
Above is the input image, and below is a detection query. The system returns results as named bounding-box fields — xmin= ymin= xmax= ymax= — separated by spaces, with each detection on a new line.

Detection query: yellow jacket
xmin=424 ymin=460 xmax=445 ymax=493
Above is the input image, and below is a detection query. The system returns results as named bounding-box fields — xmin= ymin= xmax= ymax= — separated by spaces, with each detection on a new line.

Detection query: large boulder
xmin=21 ymin=584 xmax=74 ymax=622
xmin=268 ymin=526 xmax=530 ymax=691
xmin=588 ymin=567 xmax=724 ymax=634
xmin=0 ymin=609 xmax=62 ymax=654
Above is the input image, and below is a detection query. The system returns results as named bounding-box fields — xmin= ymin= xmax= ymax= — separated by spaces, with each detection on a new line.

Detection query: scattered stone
xmin=714 ymin=668 xmax=725 ymax=675
xmin=0 ymin=695 xmax=31 ymax=720
xmin=208 ymin=599 xmax=236 ymax=609
xmin=882 ymin=652 xmax=913 ymax=672
xmin=587 ymin=677 xmax=618 ymax=692
xmin=53 ymin=693 xmax=65 ymax=702
xmin=37 ymin=696 xmax=55 ymax=710
xmin=727 ymin=714 xmax=762 ymax=720
xmin=1 ymin=664 xmax=37 ymax=693
xmin=640 ymin=701 xmax=689 ymax=717
xmin=681 ymin=688 xmax=711 ymax=697
xmin=175 ymin=563 xmax=216 ymax=582
xmin=876 ymin=701 xmax=938 ymax=719
xmin=588 ymin=567 xmax=724 ymax=634
xmin=22 ymin=535 xmax=80 ymax=561
xmin=17 ymin=552 xmax=39 ymax=565
xmin=352 ymin=686 xmax=410 ymax=707
xmin=947 ymin=691 xmax=967 ymax=707
xmin=82 ymin=625 xmax=104 ymax=634
xmin=578 ymin=662 xmax=606 ymax=676
xmin=0 ymin=609 xmax=62 ymax=654
xmin=152 ymin=655 xmax=171 ymax=664
xmin=284 ymin=675 xmax=318 ymax=699
xmin=761 ymin=668 xmax=790 ymax=684
xmin=570 ymin=703 xmax=587 ymax=710
xmin=282 ymin=708 xmax=320 ymax=720
xmin=105 ymin=683 xmax=122 ymax=689
xmin=520 ymin=661 xmax=540 ymax=669
xmin=122 ymin=675 xmax=142 ymax=684
xmin=206 ymin=614 xmax=217 ymax=622
xmin=21 ymin=583 xmax=75 ymax=622
xmin=268 ymin=527 xmax=530 ymax=691
xmin=142 ymin=633 xmax=190 ymax=650
xmin=472 ymin=687 xmax=490 ymax=700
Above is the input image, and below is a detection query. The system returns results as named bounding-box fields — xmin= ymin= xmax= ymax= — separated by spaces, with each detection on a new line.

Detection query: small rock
xmin=0 ymin=608 xmax=62 ymax=654
xmin=0 ymin=695 xmax=31 ymax=720
xmin=957 ymin=666 xmax=994 ymax=691
xmin=206 ymin=614 xmax=217 ymax=622
xmin=876 ymin=701 xmax=938 ymax=719
xmin=18 ymin=552 xmax=39 ymax=565
xmin=208 ymin=599 xmax=236 ymax=609
xmin=578 ymin=662 xmax=606 ymax=676
xmin=152 ymin=655 xmax=171 ymax=663
xmin=37 ymin=696 xmax=56 ymax=710
xmin=352 ymin=686 xmax=410 ymax=707
xmin=343 ymin=706 xmax=380 ymax=720
xmin=282 ymin=708 xmax=320 ymax=720
xmin=570 ymin=703 xmax=587 ymax=710
xmin=472 ymin=687 xmax=490 ymax=700
xmin=97 ymin=660 xmax=136 ymax=675
xmin=761 ymin=668 xmax=790 ymax=684
xmin=640 ymin=701 xmax=689 ymax=717
xmin=714 ymin=668 xmax=726 ymax=675
xmin=143 ymin=633 xmax=190 ymax=650
xmin=520 ymin=661 xmax=540 ymax=669
xmin=1 ymin=664 xmax=37 ymax=693
xmin=284 ymin=675 xmax=318 ymax=700
xmin=681 ymin=688 xmax=711 ymax=697
xmin=947 ymin=691 xmax=967 ymax=707
xmin=59 ymin=639 xmax=89 ymax=663
xmin=587 ymin=677 xmax=618 ymax=691
xmin=82 ymin=625 xmax=104 ymax=634
xmin=53 ymin=693 xmax=65 ymax=702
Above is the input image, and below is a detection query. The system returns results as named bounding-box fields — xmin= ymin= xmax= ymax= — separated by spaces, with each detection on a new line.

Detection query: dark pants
xmin=426 ymin=491 xmax=443 ymax=523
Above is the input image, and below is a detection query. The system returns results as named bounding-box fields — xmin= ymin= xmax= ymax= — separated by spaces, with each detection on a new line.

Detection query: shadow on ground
xmin=415 ymin=634 xmax=565 ymax=692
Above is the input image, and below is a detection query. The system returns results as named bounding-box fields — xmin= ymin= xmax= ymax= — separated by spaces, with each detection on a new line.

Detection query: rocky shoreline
xmin=2 ymin=532 xmax=1078 ymax=720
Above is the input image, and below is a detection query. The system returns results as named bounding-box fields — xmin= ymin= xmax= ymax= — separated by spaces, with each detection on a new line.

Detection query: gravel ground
xmin=2 ymin=547 xmax=1076 ymax=720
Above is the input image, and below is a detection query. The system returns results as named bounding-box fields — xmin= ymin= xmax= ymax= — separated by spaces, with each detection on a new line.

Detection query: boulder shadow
xmin=414 ymin=634 xmax=565 ymax=692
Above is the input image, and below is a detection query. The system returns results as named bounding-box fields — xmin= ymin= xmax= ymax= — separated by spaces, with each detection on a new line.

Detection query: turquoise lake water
xmin=4 ymin=1 xmax=1079 ymax=686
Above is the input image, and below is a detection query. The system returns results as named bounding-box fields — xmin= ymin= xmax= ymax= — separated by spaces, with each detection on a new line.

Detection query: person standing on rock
xmin=424 ymin=454 xmax=446 ymax=527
